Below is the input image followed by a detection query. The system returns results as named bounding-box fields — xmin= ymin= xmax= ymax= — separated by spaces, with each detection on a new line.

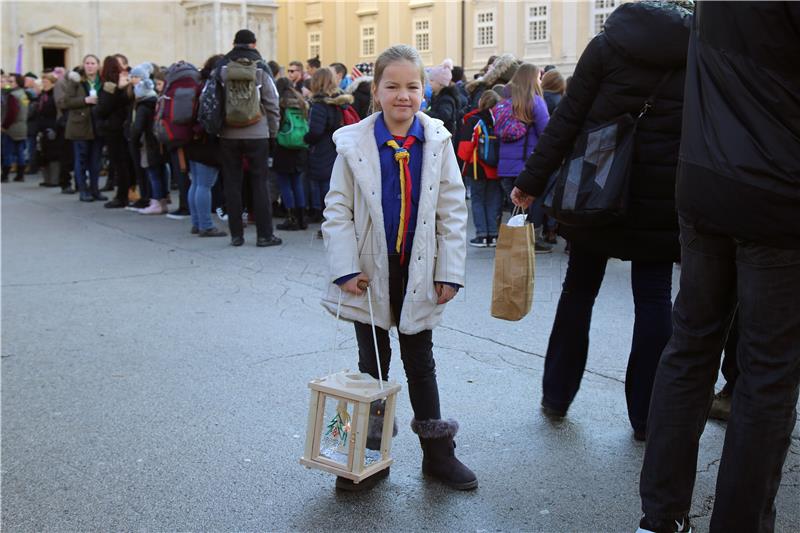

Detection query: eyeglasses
xmin=288 ymin=69 xmax=299 ymax=73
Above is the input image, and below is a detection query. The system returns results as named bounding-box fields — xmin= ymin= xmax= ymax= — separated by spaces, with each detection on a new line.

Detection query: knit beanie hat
xmin=134 ymin=78 xmax=157 ymax=99
xmin=428 ymin=58 xmax=454 ymax=86
xmin=130 ymin=62 xmax=153 ymax=80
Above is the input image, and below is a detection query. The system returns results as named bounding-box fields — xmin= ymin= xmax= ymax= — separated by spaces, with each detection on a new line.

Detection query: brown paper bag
xmin=490 ymin=221 xmax=536 ymax=321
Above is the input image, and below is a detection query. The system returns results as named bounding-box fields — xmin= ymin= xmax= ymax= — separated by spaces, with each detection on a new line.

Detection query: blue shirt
xmin=374 ymin=112 xmax=425 ymax=262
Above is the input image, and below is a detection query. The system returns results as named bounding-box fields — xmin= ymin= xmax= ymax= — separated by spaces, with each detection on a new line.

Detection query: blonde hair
xmin=371 ymin=44 xmax=426 ymax=112
xmin=508 ymin=63 xmax=542 ymax=125
xmin=541 ymin=69 xmax=565 ymax=95
xmin=478 ymin=90 xmax=500 ymax=111
xmin=309 ymin=67 xmax=337 ymax=97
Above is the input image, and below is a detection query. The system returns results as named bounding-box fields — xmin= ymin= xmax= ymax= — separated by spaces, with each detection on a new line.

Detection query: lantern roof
xmin=308 ymin=371 xmax=401 ymax=403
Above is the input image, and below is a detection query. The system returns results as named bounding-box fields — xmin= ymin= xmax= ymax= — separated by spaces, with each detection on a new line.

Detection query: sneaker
xmin=469 ymin=236 xmax=488 ymax=248
xmin=487 ymin=235 xmax=497 ymax=247
xmin=166 ymin=209 xmax=190 ymax=220
xmin=104 ymin=198 xmax=126 ymax=209
xmin=126 ymin=198 xmax=149 ymax=211
xmin=544 ymin=229 xmax=558 ymax=244
xmin=541 ymin=400 xmax=566 ymax=419
xmin=637 ymin=515 xmax=692 ymax=533
xmin=257 ymin=235 xmax=282 ymax=247
xmin=191 ymin=226 xmax=199 ymax=235
xmin=231 ymin=236 xmax=244 ymax=246
xmin=535 ymin=240 xmax=553 ymax=254
xmin=708 ymin=390 xmax=732 ymax=421
xmin=216 ymin=207 xmax=228 ymax=222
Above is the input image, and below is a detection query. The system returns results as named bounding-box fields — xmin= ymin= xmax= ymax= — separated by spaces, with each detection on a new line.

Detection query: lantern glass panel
xmin=318 ymin=397 xmax=356 ymax=466
xmin=363 ymin=399 xmax=387 ymax=468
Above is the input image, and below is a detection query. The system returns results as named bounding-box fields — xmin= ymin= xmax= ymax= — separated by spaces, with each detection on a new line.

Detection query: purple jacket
xmin=497 ymin=95 xmax=549 ymax=178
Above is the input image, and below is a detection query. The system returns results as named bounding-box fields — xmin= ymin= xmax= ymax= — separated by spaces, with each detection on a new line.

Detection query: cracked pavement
xmin=2 ymin=181 xmax=798 ymax=531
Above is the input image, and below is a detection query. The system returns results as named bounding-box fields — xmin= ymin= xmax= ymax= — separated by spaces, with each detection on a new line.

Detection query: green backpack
xmin=224 ymin=58 xmax=263 ymax=127
xmin=276 ymin=107 xmax=309 ymax=149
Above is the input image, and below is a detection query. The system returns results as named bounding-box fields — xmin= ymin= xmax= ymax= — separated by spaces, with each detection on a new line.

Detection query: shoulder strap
xmin=638 ymin=69 xmax=677 ymax=119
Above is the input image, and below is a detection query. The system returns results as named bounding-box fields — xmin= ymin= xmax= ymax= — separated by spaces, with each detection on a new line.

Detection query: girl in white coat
xmin=321 ymin=45 xmax=475 ymax=492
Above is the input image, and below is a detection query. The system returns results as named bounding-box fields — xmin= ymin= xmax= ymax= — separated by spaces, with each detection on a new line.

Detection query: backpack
xmin=153 ymin=61 xmax=202 ymax=148
xmin=474 ymin=116 xmax=500 ymax=167
xmin=340 ymin=105 xmax=361 ymax=126
xmin=276 ymin=107 xmax=309 ymax=149
xmin=224 ymin=58 xmax=262 ymax=127
xmin=493 ymin=98 xmax=529 ymax=142
xmin=198 ymin=69 xmax=224 ymax=136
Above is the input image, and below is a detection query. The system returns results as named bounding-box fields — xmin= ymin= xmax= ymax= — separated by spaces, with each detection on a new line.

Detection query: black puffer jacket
xmin=129 ymin=97 xmax=164 ymax=168
xmin=426 ymin=85 xmax=460 ymax=135
xmin=304 ymin=93 xmax=353 ymax=181
xmin=677 ymin=2 xmax=800 ymax=249
xmin=515 ymin=1 xmax=691 ymax=262
xmin=95 ymin=81 xmax=132 ymax=138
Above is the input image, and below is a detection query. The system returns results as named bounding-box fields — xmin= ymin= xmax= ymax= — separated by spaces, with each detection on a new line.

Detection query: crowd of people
xmin=1 ymin=29 xmax=569 ymax=250
xmin=2 ymin=1 xmax=798 ymax=531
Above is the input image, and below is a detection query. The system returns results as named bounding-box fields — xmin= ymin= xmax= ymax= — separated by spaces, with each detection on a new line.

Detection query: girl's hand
xmin=342 ymin=273 xmax=370 ymax=296
xmin=435 ymin=283 xmax=457 ymax=305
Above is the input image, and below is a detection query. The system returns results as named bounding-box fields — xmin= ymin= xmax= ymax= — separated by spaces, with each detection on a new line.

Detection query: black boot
xmin=13 ymin=167 xmax=25 ymax=182
xmin=412 ymin=418 xmax=478 ymax=490
xmin=276 ymin=211 xmax=299 ymax=231
xmin=365 ymin=399 xmax=398 ymax=450
xmin=309 ymin=208 xmax=323 ymax=223
xmin=295 ymin=207 xmax=308 ymax=230
xmin=1 ymin=166 xmax=9 ymax=182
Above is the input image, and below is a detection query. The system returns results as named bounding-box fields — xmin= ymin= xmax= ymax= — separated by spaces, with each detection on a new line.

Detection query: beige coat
xmin=321 ymin=112 xmax=467 ymax=335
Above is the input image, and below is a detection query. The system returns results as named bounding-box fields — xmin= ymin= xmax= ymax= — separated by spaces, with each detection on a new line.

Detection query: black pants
xmin=219 ymin=138 xmax=273 ymax=239
xmin=106 ymin=134 xmax=131 ymax=204
xmin=542 ymin=245 xmax=674 ymax=431
xmin=58 ymin=135 xmax=74 ymax=189
xmin=720 ymin=309 xmax=740 ymax=393
xmin=640 ymin=217 xmax=800 ymax=532
xmin=169 ymin=149 xmax=190 ymax=212
xmin=353 ymin=255 xmax=441 ymax=421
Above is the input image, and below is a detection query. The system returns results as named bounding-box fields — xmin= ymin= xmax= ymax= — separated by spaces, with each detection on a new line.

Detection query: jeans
xmin=188 ymin=161 xmax=218 ymax=231
xmin=2 ymin=134 xmax=26 ymax=168
xmin=276 ymin=172 xmax=306 ymax=209
xmin=470 ymin=179 xmax=503 ymax=237
xmin=640 ymin=217 xmax=800 ymax=532
xmin=542 ymin=245 xmax=674 ymax=431
xmin=309 ymin=179 xmax=330 ymax=211
xmin=219 ymin=138 xmax=274 ymax=239
xmin=145 ymin=166 xmax=166 ymax=200
xmin=26 ymin=134 xmax=37 ymax=169
xmin=353 ymin=255 xmax=441 ymax=421
xmin=73 ymin=139 xmax=103 ymax=194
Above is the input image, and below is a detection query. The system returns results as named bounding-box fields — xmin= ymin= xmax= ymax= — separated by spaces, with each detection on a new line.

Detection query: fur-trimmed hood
xmin=466 ymin=53 xmax=519 ymax=95
xmin=346 ymin=76 xmax=373 ymax=95
xmin=66 ymin=69 xmax=85 ymax=84
xmin=316 ymin=93 xmax=354 ymax=107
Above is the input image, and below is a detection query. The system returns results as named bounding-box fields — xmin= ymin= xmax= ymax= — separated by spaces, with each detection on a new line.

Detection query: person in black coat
xmin=95 ymin=56 xmax=134 ymax=208
xmin=35 ymin=74 xmax=60 ymax=186
xmin=638 ymin=3 xmax=800 ymax=532
xmin=303 ymin=67 xmax=353 ymax=222
xmin=425 ymin=59 xmax=459 ymax=135
xmin=346 ymin=76 xmax=373 ymax=120
xmin=511 ymin=0 xmax=692 ymax=440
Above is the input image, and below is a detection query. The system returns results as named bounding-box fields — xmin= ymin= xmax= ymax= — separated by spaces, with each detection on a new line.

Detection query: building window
xmin=475 ymin=10 xmax=495 ymax=48
xmin=361 ymin=25 xmax=376 ymax=57
xmin=592 ymin=0 xmax=618 ymax=34
xmin=414 ymin=19 xmax=431 ymax=53
xmin=527 ymin=3 xmax=549 ymax=43
xmin=308 ymin=31 xmax=321 ymax=59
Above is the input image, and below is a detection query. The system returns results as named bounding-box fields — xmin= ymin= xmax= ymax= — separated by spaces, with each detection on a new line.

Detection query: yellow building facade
xmin=2 ymin=1 xmax=622 ymax=77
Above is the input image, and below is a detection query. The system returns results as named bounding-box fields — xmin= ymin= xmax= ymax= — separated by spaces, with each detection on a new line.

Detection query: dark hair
xmin=543 ymin=65 xmax=556 ymax=72
xmin=289 ymin=60 xmax=303 ymax=71
xmin=307 ymin=55 xmax=321 ymax=69
xmin=267 ymin=60 xmax=280 ymax=78
xmin=24 ymin=72 xmax=37 ymax=79
xmin=451 ymin=66 xmax=465 ymax=83
xmin=101 ymin=56 xmax=122 ymax=84
xmin=114 ymin=53 xmax=129 ymax=67
xmin=201 ymin=54 xmax=225 ymax=80
xmin=329 ymin=62 xmax=347 ymax=77
xmin=12 ymin=73 xmax=24 ymax=88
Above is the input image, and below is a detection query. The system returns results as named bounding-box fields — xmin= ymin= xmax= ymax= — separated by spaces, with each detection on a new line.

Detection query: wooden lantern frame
xmin=300 ymin=371 xmax=401 ymax=483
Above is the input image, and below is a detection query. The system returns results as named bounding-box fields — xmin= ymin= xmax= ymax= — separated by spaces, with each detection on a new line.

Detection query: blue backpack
xmin=474 ymin=117 xmax=499 ymax=167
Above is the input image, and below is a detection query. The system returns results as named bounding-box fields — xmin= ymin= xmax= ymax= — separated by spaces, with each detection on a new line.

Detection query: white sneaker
xmin=216 ymin=207 xmax=228 ymax=222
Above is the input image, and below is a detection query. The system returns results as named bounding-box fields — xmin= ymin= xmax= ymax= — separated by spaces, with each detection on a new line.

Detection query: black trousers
xmin=106 ymin=134 xmax=131 ymax=204
xmin=219 ymin=138 xmax=273 ymax=239
xmin=640 ymin=217 xmax=800 ymax=532
xmin=353 ymin=255 xmax=441 ymax=422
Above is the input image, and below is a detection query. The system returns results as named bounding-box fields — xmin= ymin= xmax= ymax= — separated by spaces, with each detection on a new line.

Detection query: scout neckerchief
xmin=385 ymin=135 xmax=417 ymax=265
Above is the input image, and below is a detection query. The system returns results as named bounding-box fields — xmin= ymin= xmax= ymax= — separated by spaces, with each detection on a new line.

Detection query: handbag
xmin=542 ymin=70 xmax=675 ymax=227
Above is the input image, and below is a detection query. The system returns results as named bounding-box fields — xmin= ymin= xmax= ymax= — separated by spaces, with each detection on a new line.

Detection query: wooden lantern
xmin=300 ymin=370 xmax=401 ymax=484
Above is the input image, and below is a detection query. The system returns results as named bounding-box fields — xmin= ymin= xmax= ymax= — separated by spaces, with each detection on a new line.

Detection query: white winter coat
xmin=321 ymin=112 xmax=467 ymax=335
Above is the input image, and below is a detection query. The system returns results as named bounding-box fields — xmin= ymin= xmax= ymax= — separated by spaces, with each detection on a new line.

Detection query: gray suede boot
xmin=411 ymin=418 xmax=478 ymax=490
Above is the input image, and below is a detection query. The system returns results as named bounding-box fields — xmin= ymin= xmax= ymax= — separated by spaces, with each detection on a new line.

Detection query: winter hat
xmin=134 ymin=78 xmax=157 ymax=99
xmin=234 ymin=29 xmax=257 ymax=45
xmin=428 ymin=58 xmax=454 ymax=86
xmin=130 ymin=62 xmax=153 ymax=80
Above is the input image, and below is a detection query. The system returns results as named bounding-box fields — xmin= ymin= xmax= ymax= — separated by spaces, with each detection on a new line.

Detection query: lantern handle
xmin=365 ymin=285 xmax=384 ymax=390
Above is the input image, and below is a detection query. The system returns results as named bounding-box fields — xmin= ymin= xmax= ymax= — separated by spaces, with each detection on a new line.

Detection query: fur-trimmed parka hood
xmin=315 ymin=93 xmax=354 ymax=107
xmin=466 ymin=53 xmax=519 ymax=95
xmin=346 ymin=76 xmax=373 ymax=95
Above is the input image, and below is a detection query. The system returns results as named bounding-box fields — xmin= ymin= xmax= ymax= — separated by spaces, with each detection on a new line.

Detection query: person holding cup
xmin=57 ymin=54 xmax=106 ymax=202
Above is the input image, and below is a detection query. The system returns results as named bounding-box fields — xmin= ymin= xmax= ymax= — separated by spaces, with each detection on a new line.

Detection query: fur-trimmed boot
xmin=411 ymin=418 xmax=478 ymax=490
xmin=335 ymin=400 xmax=397 ymax=492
